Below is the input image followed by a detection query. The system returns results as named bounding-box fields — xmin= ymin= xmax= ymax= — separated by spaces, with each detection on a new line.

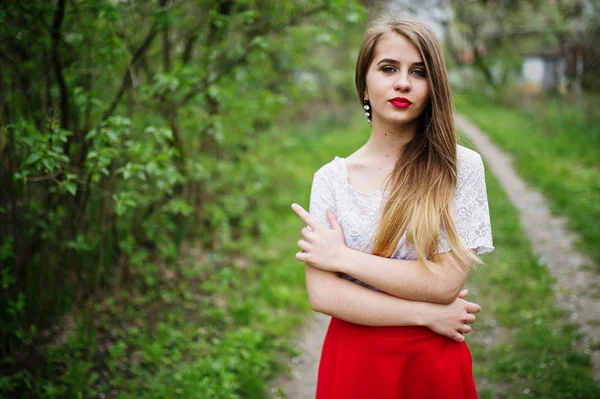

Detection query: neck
xmin=363 ymin=117 xmax=419 ymax=160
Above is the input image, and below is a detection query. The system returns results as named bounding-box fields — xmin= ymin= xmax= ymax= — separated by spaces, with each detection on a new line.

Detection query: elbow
xmin=305 ymin=278 xmax=325 ymax=313
xmin=440 ymin=283 xmax=466 ymax=305
xmin=423 ymin=285 xmax=461 ymax=305
xmin=308 ymin=294 xmax=326 ymax=313
xmin=439 ymin=293 xmax=457 ymax=305
xmin=305 ymin=265 xmax=336 ymax=314
xmin=422 ymin=290 xmax=455 ymax=305
xmin=406 ymin=286 xmax=456 ymax=305
xmin=307 ymin=281 xmax=332 ymax=313
xmin=308 ymin=289 xmax=334 ymax=315
xmin=306 ymin=285 xmax=323 ymax=311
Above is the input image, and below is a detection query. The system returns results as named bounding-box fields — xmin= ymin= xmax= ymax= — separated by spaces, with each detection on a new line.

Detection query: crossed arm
xmin=304 ymin=262 xmax=438 ymax=327
xmin=303 ymin=260 xmax=478 ymax=342
xmin=340 ymin=248 xmax=473 ymax=305
xmin=291 ymin=202 xmax=480 ymax=341
xmin=291 ymin=202 xmax=473 ymax=305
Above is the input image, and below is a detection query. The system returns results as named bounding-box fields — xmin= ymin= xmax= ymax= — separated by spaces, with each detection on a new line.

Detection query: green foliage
xmin=0 ymin=0 xmax=365 ymax=397
xmin=134 ymin=327 xmax=277 ymax=399
xmin=12 ymin=123 xmax=75 ymax=195
xmin=449 ymin=0 xmax=600 ymax=95
xmin=462 ymin=150 xmax=600 ymax=398
xmin=455 ymin=91 xmax=600 ymax=266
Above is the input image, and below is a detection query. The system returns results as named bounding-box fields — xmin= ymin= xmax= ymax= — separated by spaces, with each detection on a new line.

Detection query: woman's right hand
xmin=423 ymin=289 xmax=481 ymax=342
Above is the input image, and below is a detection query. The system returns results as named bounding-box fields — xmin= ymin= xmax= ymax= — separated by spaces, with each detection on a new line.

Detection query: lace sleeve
xmin=308 ymin=172 xmax=336 ymax=231
xmin=439 ymin=153 xmax=495 ymax=255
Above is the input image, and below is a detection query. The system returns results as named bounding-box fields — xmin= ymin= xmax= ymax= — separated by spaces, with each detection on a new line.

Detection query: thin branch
xmin=160 ymin=0 xmax=171 ymax=71
xmin=51 ymin=0 xmax=69 ymax=130
xmin=100 ymin=26 xmax=159 ymax=123
xmin=179 ymin=5 xmax=327 ymax=106
xmin=181 ymin=32 xmax=198 ymax=64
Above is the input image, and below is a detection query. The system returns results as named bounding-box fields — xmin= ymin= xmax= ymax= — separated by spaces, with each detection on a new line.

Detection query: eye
xmin=412 ymin=69 xmax=427 ymax=77
xmin=381 ymin=65 xmax=397 ymax=73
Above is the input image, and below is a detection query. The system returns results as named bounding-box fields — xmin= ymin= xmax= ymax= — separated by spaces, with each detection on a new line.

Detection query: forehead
xmin=372 ymin=32 xmax=423 ymax=64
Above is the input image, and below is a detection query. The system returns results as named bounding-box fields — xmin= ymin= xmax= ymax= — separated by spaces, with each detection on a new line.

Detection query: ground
xmin=269 ymin=113 xmax=600 ymax=398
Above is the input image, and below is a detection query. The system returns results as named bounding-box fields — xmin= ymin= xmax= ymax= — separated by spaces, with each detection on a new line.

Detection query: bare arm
xmin=339 ymin=248 xmax=475 ymax=305
xmin=305 ymin=263 xmax=479 ymax=341
xmin=306 ymin=263 xmax=428 ymax=326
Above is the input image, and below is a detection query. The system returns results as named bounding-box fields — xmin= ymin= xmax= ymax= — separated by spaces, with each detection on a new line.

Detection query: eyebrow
xmin=376 ymin=58 xmax=425 ymax=67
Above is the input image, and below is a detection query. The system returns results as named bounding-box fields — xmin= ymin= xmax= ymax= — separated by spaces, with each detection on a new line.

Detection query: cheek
xmin=417 ymin=81 xmax=430 ymax=100
xmin=366 ymin=72 xmax=388 ymax=93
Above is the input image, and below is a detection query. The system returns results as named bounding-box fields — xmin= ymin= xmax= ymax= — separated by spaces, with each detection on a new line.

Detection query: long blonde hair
xmin=355 ymin=14 xmax=482 ymax=272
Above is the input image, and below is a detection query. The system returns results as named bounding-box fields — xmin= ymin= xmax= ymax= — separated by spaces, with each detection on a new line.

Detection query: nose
xmin=393 ymin=71 xmax=411 ymax=92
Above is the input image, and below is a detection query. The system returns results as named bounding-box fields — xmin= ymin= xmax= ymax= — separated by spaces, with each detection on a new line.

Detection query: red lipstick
xmin=389 ymin=97 xmax=412 ymax=109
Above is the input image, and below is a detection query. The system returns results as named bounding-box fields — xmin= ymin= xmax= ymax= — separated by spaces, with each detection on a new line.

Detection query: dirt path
xmin=271 ymin=114 xmax=599 ymax=398
xmin=269 ymin=313 xmax=330 ymax=399
xmin=456 ymin=113 xmax=600 ymax=381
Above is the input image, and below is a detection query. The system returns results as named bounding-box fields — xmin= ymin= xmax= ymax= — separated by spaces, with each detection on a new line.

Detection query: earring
xmin=363 ymin=99 xmax=372 ymax=127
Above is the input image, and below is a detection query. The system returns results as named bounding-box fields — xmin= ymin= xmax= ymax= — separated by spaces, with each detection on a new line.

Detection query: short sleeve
xmin=308 ymin=172 xmax=336 ymax=231
xmin=439 ymin=153 xmax=494 ymax=255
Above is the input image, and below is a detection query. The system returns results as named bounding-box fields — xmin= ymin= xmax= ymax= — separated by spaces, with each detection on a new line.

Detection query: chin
xmin=383 ymin=115 xmax=419 ymax=126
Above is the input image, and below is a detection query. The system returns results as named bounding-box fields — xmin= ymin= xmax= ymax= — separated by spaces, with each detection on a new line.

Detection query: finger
xmin=326 ymin=208 xmax=341 ymax=231
xmin=458 ymin=289 xmax=468 ymax=299
xmin=297 ymin=239 xmax=310 ymax=251
xmin=465 ymin=302 xmax=481 ymax=314
xmin=301 ymin=227 xmax=315 ymax=241
xmin=291 ymin=203 xmax=320 ymax=231
xmin=464 ymin=314 xmax=476 ymax=324
xmin=452 ymin=333 xmax=465 ymax=343
xmin=295 ymin=251 xmax=309 ymax=262
xmin=459 ymin=324 xmax=472 ymax=334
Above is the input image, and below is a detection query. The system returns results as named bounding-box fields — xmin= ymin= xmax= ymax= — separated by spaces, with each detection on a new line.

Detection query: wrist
xmin=337 ymin=247 xmax=358 ymax=274
xmin=414 ymin=302 xmax=436 ymax=327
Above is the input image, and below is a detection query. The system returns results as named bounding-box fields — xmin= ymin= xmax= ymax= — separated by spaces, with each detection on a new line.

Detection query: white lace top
xmin=308 ymin=144 xmax=495 ymax=292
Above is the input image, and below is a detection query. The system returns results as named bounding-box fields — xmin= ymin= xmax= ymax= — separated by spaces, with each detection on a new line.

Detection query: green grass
xmin=6 ymin=104 xmax=598 ymax=398
xmin=0 ymin=109 xmax=370 ymax=399
xmin=463 ymin=154 xmax=599 ymax=398
xmin=274 ymin=111 xmax=600 ymax=397
xmin=455 ymin=91 xmax=600 ymax=269
xmin=122 ymin=111 xmax=372 ymax=398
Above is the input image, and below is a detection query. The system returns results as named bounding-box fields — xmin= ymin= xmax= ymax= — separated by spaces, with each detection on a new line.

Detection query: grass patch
xmin=455 ymin=91 xmax=600 ymax=268
xmin=121 ymin=111 xmax=371 ymax=398
xmin=459 ymin=136 xmax=600 ymax=398
xmin=0 ymin=109 xmax=370 ymax=399
xmin=7 ymin=103 xmax=598 ymax=398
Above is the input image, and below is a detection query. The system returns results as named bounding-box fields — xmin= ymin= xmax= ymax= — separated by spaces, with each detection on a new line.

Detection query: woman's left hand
xmin=291 ymin=203 xmax=350 ymax=273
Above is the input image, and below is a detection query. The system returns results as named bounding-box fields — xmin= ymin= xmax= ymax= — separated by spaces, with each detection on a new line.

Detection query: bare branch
xmin=101 ymin=26 xmax=159 ymax=123
xmin=51 ymin=0 xmax=69 ymax=130
xmin=180 ymin=5 xmax=327 ymax=106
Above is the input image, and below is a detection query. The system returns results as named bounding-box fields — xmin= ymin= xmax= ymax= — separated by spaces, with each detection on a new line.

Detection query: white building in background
xmin=386 ymin=0 xmax=450 ymax=41
xmin=521 ymin=54 xmax=567 ymax=93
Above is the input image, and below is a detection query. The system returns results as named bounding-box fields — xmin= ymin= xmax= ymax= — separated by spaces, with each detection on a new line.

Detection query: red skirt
xmin=316 ymin=317 xmax=478 ymax=399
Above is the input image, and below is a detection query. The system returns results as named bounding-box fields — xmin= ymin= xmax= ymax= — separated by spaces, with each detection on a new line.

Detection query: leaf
xmin=85 ymin=129 xmax=98 ymax=140
xmin=105 ymin=130 xmax=118 ymax=142
xmin=42 ymin=158 xmax=56 ymax=172
xmin=65 ymin=181 xmax=77 ymax=196
xmin=25 ymin=153 xmax=41 ymax=165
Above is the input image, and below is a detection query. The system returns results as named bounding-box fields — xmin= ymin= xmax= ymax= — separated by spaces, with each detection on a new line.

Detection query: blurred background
xmin=0 ymin=0 xmax=598 ymax=398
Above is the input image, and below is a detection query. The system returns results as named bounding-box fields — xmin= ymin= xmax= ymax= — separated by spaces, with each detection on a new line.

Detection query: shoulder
xmin=456 ymin=144 xmax=484 ymax=178
xmin=313 ymin=156 xmax=344 ymax=182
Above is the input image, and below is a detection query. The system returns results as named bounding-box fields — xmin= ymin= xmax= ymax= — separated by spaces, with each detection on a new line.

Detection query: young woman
xmin=290 ymin=14 xmax=494 ymax=398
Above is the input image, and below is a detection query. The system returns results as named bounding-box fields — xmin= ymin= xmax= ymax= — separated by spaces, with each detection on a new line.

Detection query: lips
xmin=389 ymin=97 xmax=412 ymax=108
